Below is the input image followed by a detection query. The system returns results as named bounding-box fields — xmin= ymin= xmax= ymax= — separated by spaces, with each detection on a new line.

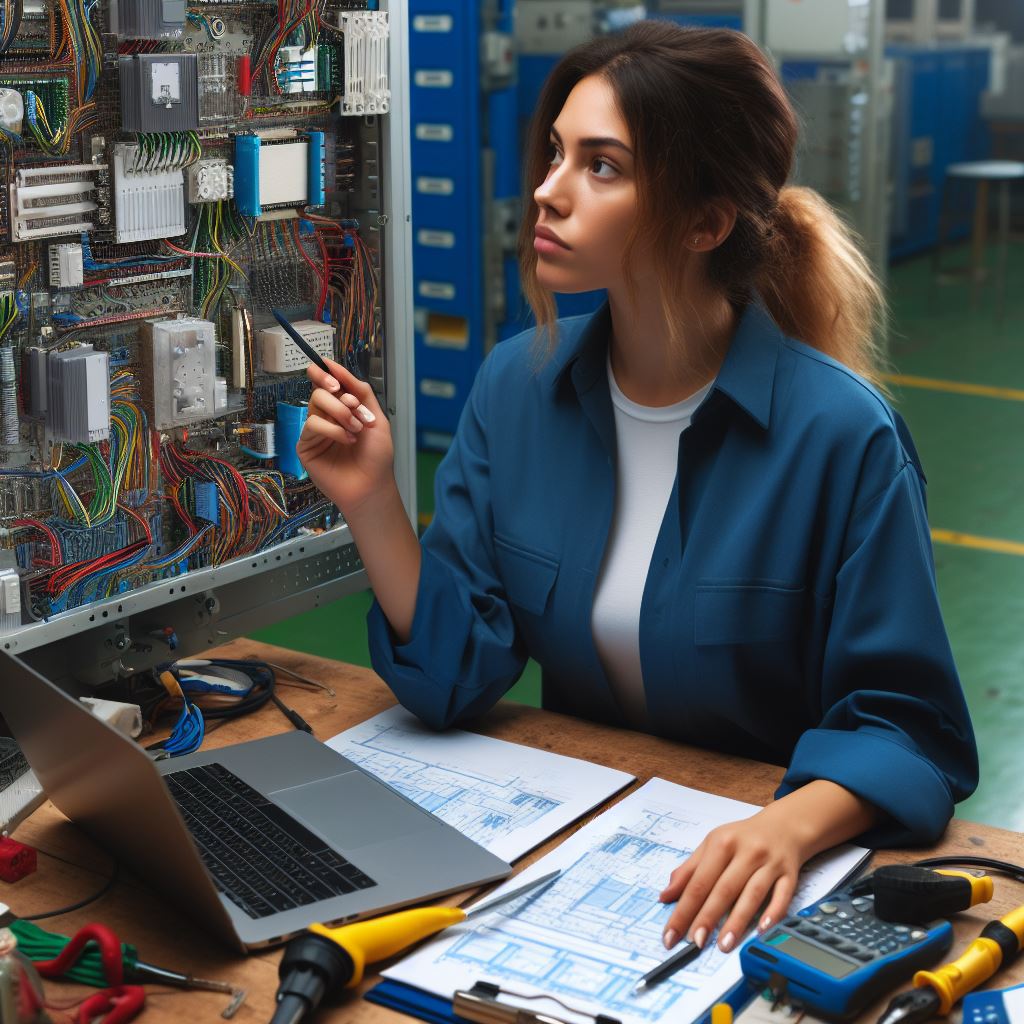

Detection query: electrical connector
xmin=0 ymin=837 xmax=37 ymax=883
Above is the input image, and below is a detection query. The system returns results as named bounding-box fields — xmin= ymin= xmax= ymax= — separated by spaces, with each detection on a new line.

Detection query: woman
xmin=297 ymin=23 xmax=977 ymax=958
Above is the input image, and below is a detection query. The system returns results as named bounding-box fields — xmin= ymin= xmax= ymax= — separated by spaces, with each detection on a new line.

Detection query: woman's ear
xmin=694 ymin=200 xmax=739 ymax=249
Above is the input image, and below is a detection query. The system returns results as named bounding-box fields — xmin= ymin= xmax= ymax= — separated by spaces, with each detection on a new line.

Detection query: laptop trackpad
xmin=270 ymin=771 xmax=424 ymax=850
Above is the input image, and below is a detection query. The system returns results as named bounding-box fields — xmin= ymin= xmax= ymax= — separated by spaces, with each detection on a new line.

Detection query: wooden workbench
xmin=9 ymin=639 xmax=1024 ymax=1022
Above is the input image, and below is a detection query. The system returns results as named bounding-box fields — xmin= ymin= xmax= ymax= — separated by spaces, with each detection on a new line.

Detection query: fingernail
xmin=720 ymin=932 xmax=735 ymax=953
xmin=357 ymin=404 xmax=376 ymax=423
xmin=326 ymin=378 xmax=341 ymax=392
xmin=663 ymin=928 xmax=677 ymax=950
xmin=694 ymin=927 xmax=708 ymax=949
xmin=759 ymin=915 xmax=772 ymax=933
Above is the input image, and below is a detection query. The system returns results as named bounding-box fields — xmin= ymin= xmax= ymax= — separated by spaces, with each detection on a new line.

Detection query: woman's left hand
xmin=658 ymin=781 xmax=880 ymax=955
xmin=658 ymin=803 xmax=806 ymax=954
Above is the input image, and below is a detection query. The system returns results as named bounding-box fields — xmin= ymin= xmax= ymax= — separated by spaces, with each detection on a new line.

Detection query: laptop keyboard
xmin=0 ymin=740 xmax=30 ymax=790
xmin=165 ymin=762 xmax=377 ymax=919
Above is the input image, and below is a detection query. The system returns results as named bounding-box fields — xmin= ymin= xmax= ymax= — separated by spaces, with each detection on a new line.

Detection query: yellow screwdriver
xmin=876 ymin=903 xmax=1024 ymax=1024
xmin=269 ymin=869 xmax=561 ymax=1024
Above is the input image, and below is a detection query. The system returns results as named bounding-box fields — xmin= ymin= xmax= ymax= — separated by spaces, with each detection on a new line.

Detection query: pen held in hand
xmin=272 ymin=307 xmax=333 ymax=376
xmin=633 ymin=940 xmax=701 ymax=994
xmin=272 ymin=307 xmax=376 ymax=424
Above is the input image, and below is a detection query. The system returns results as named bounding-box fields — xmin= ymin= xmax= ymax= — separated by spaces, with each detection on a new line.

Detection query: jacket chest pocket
xmin=694 ymin=581 xmax=805 ymax=646
xmin=494 ymin=534 xmax=559 ymax=616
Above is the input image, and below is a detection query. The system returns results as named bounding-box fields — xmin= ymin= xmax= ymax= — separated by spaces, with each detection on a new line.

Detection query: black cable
xmin=912 ymin=855 xmax=1024 ymax=885
xmin=0 ymin=0 xmax=23 ymax=55
xmin=269 ymin=693 xmax=312 ymax=733
xmin=24 ymin=861 xmax=120 ymax=921
xmin=133 ymin=659 xmax=313 ymax=747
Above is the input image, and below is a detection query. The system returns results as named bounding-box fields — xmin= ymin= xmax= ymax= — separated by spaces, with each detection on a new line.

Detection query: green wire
xmin=10 ymin=920 xmax=138 ymax=988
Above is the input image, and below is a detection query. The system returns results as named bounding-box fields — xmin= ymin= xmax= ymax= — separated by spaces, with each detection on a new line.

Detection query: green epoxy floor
xmin=251 ymin=241 xmax=1024 ymax=833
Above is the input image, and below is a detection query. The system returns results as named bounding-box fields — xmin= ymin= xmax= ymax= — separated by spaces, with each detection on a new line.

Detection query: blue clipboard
xmin=364 ymin=976 xmax=756 ymax=1024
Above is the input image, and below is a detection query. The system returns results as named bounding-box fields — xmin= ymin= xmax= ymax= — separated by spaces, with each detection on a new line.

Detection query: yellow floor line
xmin=885 ymin=374 xmax=1024 ymax=402
xmin=932 ymin=529 xmax=1024 ymax=557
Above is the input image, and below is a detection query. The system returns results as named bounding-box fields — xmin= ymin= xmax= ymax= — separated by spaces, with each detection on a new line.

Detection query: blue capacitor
xmin=307 ymin=130 xmax=325 ymax=207
xmin=276 ymin=401 xmax=309 ymax=479
xmin=234 ymin=134 xmax=262 ymax=217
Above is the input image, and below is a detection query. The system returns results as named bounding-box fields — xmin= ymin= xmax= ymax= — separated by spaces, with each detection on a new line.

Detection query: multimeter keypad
xmin=780 ymin=900 xmax=931 ymax=964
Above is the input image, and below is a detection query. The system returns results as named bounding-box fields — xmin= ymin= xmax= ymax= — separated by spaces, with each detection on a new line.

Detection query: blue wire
xmin=0 ymin=456 xmax=87 ymax=477
xmin=162 ymin=701 xmax=205 ymax=756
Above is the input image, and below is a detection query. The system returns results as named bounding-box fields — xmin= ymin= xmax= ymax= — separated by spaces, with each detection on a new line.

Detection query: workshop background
xmin=252 ymin=0 xmax=1024 ymax=834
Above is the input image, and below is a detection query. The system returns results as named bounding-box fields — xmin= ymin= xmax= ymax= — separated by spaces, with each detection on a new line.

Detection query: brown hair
xmin=519 ymin=21 xmax=887 ymax=387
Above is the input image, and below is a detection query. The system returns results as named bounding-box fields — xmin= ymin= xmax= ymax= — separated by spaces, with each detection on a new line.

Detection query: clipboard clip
xmin=453 ymin=980 xmax=622 ymax=1024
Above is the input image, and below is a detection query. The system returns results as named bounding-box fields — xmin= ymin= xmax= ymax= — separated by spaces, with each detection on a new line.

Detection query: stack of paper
xmin=379 ymin=779 xmax=870 ymax=1024
xmin=327 ymin=707 xmax=635 ymax=862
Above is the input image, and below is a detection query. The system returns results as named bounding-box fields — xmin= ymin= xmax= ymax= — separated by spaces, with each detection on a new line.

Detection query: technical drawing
xmin=441 ymin=808 xmax=727 ymax=1020
xmin=328 ymin=707 xmax=633 ymax=861
xmin=384 ymin=779 xmax=869 ymax=1024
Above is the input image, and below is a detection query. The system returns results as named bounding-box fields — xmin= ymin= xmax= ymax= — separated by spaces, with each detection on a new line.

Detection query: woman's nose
xmin=535 ymin=165 xmax=570 ymax=217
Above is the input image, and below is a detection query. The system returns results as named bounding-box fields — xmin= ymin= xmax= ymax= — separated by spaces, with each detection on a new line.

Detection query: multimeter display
xmin=740 ymin=887 xmax=953 ymax=1019
xmin=761 ymin=933 xmax=860 ymax=978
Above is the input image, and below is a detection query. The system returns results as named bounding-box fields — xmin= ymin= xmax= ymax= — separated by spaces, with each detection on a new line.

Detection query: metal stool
xmin=933 ymin=160 xmax=1024 ymax=322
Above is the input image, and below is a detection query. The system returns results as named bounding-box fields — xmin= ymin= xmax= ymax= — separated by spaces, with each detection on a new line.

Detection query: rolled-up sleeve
xmin=367 ymin=352 xmax=526 ymax=729
xmin=777 ymin=457 xmax=978 ymax=846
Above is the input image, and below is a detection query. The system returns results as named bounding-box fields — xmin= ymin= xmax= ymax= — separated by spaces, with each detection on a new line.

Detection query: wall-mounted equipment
xmin=108 ymin=0 xmax=186 ymax=39
xmin=233 ymin=131 xmax=325 ymax=217
xmin=187 ymin=158 xmax=234 ymax=203
xmin=258 ymin=319 xmax=334 ymax=373
xmin=45 ymin=345 xmax=110 ymax=443
xmin=48 ymin=243 xmax=84 ymax=288
xmin=112 ymin=143 xmax=187 ymax=243
xmin=119 ymin=54 xmax=199 ymax=132
xmin=140 ymin=318 xmax=217 ymax=429
xmin=339 ymin=10 xmax=391 ymax=115
xmin=0 ymin=89 xmax=24 ymax=134
xmin=8 ymin=165 xmax=105 ymax=242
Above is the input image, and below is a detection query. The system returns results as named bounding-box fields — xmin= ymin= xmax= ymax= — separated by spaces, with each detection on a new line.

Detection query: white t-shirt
xmin=591 ymin=357 xmax=713 ymax=729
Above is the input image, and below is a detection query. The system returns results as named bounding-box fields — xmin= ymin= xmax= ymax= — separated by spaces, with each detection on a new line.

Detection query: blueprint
xmin=383 ymin=778 xmax=869 ymax=1024
xmin=326 ymin=707 xmax=634 ymax=862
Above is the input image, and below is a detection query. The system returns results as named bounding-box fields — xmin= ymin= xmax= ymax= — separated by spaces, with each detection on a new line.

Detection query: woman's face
xmin=532 ymin=74 xmax=645 ymax=294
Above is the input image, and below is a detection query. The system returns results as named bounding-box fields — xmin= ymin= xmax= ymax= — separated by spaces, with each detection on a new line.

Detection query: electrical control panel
xmin=0 ymin=0 xmax=414 ymax=683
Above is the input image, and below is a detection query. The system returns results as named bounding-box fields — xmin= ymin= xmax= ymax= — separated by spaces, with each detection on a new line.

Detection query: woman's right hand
xmin=297 ymin=359 xmax=394 ymax=516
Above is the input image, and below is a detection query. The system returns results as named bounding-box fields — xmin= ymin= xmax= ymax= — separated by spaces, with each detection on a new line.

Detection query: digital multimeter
xmin=739 ymin=886 xmax=954 ymax=1019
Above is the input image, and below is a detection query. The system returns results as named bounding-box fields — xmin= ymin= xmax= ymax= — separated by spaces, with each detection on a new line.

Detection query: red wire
xmin=34 ymin=923 xmax=146 ymax=1024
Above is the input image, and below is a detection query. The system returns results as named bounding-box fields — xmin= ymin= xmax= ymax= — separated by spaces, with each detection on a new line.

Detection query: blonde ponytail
xmin=757 ymin=186 xmax=889 ymax=389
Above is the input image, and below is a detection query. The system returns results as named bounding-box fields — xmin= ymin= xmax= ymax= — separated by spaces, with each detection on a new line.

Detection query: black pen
xmin=272 ymin=308 xmax=333 ymax=375
xmin=633 ymin=940 xmax=701 ymax=993
xmin=272 ymin=308 xmax=376 ymax=426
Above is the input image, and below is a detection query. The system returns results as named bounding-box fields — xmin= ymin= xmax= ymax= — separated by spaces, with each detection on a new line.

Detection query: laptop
xmin=0 ymin=650 xmax=510 ymax=950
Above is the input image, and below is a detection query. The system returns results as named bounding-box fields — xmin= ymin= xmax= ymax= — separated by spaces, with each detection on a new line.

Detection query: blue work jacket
xmin=368 ymin=299 xmax=978 ymax=846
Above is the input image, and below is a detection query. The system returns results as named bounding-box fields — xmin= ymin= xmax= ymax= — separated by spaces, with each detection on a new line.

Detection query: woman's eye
xmin=591 ymin=157 xmax=617 ymax=179
xmin=548 ymin=146 xmax=563 ymax=167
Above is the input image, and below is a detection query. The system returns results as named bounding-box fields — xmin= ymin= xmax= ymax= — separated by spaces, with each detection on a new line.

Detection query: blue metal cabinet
xmin=888 ymin=44 xmax=992 ymax=260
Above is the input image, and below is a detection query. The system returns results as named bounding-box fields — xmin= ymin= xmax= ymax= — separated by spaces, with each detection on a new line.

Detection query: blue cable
xmin=161 ymin=701 xmax=205 ymax=757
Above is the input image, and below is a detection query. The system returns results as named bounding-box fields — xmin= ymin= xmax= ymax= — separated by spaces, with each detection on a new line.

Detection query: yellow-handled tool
xmin=876 ymin=904 xmax=1024 ymax=1024
xmin=269 ymin=869 xmax=561 ymax=1024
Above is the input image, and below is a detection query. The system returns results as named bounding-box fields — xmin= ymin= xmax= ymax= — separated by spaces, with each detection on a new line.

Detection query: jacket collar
xmin=542 ymin=296 xmax=783 ymax=431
